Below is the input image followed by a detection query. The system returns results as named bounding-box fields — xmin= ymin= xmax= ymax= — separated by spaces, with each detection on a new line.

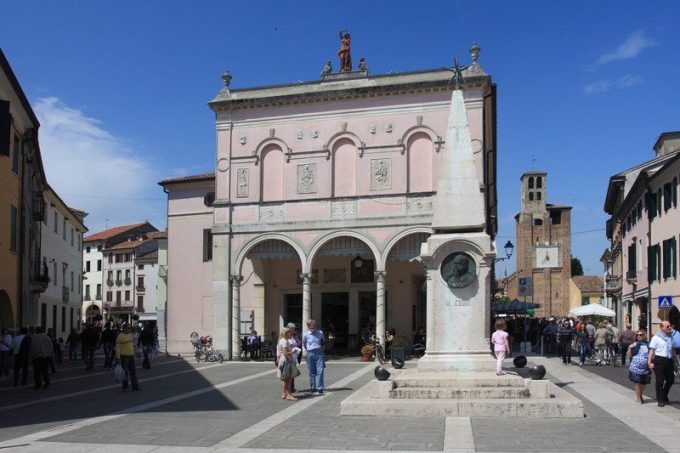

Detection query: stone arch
xmin=325 ymin=131 xmax=362 ymax=153
xmin=380 ymin=227 xmax=433 ymax=270
xmin=406 ymin=131 xmax=435 ymax=193
xmin=308 ymin=230 xmax=381 ymax=272
xmin=332 ymin=137 xmax=358 ymax=197
xmin=233 ymin=233 xmax=307 ymax=276
xmin=252 ymin=137 xmax=292 ymax=164
xmin=0 ymin=290 xmax=14 ymax=329
xmin=400 ymin=125 xmax=439 ymax=148
xmin=260 ymin=143 xmax=285 ymax=201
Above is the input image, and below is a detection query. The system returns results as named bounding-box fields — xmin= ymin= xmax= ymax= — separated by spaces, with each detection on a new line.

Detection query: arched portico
xmin=231 ymin=234 xmax=306 ymax=358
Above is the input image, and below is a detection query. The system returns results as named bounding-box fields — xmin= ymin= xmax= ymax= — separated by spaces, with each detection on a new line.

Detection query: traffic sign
xmin=658 ymin=296 xmax=673 ymax=309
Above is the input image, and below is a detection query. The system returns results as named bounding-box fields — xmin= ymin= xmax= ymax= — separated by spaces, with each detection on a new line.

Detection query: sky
xmin=2 ymin=1 xmax=679 ymax=277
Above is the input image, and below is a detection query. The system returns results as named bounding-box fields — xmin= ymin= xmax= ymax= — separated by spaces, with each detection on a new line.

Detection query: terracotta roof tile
xmin=158 ymin=173 xmax=215 ymax=186
xmin=84 ymin=223 xmax=148 ymax=242
xmin=573 ymin=275 xmax=603 ymax=293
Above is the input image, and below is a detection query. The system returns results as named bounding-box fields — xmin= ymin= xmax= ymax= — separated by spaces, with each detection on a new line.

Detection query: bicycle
xmin=371 ymin=336 xmax=386 ymax=364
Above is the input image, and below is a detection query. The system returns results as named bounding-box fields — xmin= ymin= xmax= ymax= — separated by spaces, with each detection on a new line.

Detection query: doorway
xmin=321 ymin=292 xmax=348 ymax=351
xmin=284 ymin=293 xmax=302 ymax=331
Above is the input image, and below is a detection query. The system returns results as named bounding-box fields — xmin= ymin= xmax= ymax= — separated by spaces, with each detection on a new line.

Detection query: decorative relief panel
xmin=296 ymin=163 xmax=317 ymax=194
xmin=323 ymin=268 xmax=346 ymax=284
xmin=237 ymin=168 xmax=249 ymax=198
xmin=259 ymin=205 xmax=284 ymax=223
xmin=331 ymin=200 xmax=356 ymax=220
xmin=370 ymin=158 xmax=392 ymax=190
xmin=406 ymin=197 xmax=433 ymax=214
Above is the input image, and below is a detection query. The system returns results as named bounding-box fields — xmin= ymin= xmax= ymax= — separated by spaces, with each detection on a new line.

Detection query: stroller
xmin=190 ymin=332 xmax=224 ymax=363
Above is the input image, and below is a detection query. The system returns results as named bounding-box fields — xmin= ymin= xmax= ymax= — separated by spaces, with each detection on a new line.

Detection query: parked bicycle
xmin=190 ymin=332 xmax=224 ymax=363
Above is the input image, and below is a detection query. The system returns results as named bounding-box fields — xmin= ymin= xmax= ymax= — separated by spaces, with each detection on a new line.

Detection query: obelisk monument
xmin=417 ymin=78 xmax=496 ymax=372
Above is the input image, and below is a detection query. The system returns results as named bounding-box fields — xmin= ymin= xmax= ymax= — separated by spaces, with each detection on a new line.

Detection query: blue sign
xmin=658 ymin=296 xmax=673 ymax=309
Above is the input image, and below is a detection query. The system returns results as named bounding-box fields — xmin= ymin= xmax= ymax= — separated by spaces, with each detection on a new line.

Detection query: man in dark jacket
xmin=557 ymin=321 xmax=575 ymax=365
xmin=100 ymin=323 xmax=117 ymax=369
xmin=80 ymin=324 xmax=99 ymax=370
xmin=13 ymin=327 xmax=30 ymax=386
xmin=138 ymin=324 xmax=155 ymax=369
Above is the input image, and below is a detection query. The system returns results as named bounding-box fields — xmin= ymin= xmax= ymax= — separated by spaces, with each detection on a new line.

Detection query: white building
xmin=39 ymin=185 xmax=87 ymax=338
xmin=135 ymin=232 xmax=167 ymax=326
xmin=82 ymin=222 xmax=157 ymax=322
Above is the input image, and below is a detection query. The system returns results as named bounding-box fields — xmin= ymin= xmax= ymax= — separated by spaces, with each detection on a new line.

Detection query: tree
xmin=571 ymin=256 xmax=584 ymax=276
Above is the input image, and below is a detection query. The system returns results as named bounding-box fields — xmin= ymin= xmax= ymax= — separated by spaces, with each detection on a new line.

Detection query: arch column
xmin=230 ymin=275 xmax=243 ymax=360
xmin=300 ymin=272 xmax=312 ymax=326
xmin=375 ymin=271 xmax=386 ymax=348
xmin=425 ymin=271 xmax=434 ymax=352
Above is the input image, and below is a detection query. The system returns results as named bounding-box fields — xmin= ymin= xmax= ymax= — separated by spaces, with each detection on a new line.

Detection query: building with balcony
xmin=82 ymin=222 xmax=157 ymax=323
xmin=38 ymin=185 xmax=87 ymax=338
xmin=0 ymin=49 xmax=48 ymax=331
xmin=604 ymin=131 xmax=680 ymax=334
xmin=160 ymin=44 xmax=498 ymax=356
xmin=102 ymin=229 xmax=163 ymax=324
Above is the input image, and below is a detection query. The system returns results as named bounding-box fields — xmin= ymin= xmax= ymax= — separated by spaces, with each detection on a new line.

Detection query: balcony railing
xmin=84 ymin=294 xmax=91 ymax=301
xmin=626 ymin=270 xmax=637 ymax=284
xmin=62 ymin=286 xmax=69 ymax=302
xmin=605 ymin=276 xmax=622 ymax=293
xmin=32 ymin=193 xmax=45 ymax=222
xmin=106 ymin=279 xmax=114 ymax=287
xmin=29 ymin=262 xmax=49 ymax=293
xmin=124 ymin=278 xmax=131 ymax=286
xmin=95 ymin=293 xmax=102 ymax=300
xmin=136 ymin=285 xmax=145 ymax=292
xmin=115 ymin=279 xmax=123 ymax=286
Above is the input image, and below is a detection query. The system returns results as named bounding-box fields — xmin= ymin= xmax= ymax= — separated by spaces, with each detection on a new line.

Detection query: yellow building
xmin=0 ymin=49 xmax=47 ymax=330
xmin=569 ymin=275 xmax=604 ymax=311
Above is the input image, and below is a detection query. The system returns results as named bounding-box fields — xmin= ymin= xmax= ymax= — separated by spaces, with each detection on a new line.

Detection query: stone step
xmin=390 ymin=387 xmax=530 ymax=399
xmin=393 ymin=375 xmax=526 ymax=388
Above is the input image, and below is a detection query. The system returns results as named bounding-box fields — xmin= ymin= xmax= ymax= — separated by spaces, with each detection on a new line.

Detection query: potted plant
xmin=360 ymin=345 xmax=373 ymax=361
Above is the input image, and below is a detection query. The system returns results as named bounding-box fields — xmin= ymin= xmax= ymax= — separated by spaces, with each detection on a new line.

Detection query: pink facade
xmin=606 ymin=132 xmax=680 ymax=335
xmin=162 ymin=60 xmax=498 ymax=357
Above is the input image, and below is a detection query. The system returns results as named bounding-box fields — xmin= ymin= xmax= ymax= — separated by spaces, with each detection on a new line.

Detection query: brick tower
xmin=510 ymin=172 xmax=572 ymax=317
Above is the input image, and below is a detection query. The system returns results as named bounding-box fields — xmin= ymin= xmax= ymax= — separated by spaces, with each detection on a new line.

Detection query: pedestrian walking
xmin=593 ymin=322 xmax=608 ymax=364
xmin=491 ymin=319 xmax=510 ymax=375
xmin=0 ymin=328 xmax=12 ymax=377
xmin=575 ymin=325 xmax=589 ymax=366
xmin=138 ymin=323 xmax=155 ymax=369
xmin=30 ymin=327 xmax=53 ymax=389
xmin=100 ymin=322 xmax=116 ymax=369
xmin=647 ymin=321 xmax=677 ymax=407
xmin=302 ymin=319 xmax=325 ymax=394
xmin=115 ymin=323 xmax=139 ymax=391
xmin=286 ymin=322 xmax=301 ymax=392
xmin=276 ymin=327 xmax=298 ymax=401
xmin=627 ymin=330 xmax=651 ymax=404
xmin=619 ymin=324 xmax=636 ymax=366
xmin=12 ymin=327 xmax=30 ymax=386
xmin=557 ymin=321 xmax=575 ymax=365
xmin=66 ymin=328 xmax=80 ymax=362
xmin=81 ymin=323 xmax=99 ymax=370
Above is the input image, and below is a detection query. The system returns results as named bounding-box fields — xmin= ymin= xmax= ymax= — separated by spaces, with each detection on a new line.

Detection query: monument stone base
xmin=340 ymin=368 xmax=584 ymax=418
xmin=416 ymin=350 xmax=496 ymax=372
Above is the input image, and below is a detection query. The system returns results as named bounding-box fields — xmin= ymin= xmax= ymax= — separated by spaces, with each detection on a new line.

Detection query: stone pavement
xmin=0 ymin=354 xmax=678 ymax=452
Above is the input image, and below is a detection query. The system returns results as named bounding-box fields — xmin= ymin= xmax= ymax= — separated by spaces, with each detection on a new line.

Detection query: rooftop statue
xmin=338 ymin=30 xmax=352 ymax=72
xmin=321 ymin=60 xmax=333 ymax=76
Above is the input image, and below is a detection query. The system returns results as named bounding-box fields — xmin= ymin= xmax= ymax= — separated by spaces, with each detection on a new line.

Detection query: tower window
xmin=529 ymin=192 xmax=534 ymax=201
xmin=534 ymin=218 xmax=543 ymax=226
xmin=528 ymin=177 xmax=534 ymax=189
xmin=550 ymin=211 xmax=562 ymax=225
xmin=536 ymin=176 xmax=543 ymax=188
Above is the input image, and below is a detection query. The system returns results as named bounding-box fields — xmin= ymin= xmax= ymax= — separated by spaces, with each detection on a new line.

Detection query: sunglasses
xmin=636 ymin=333 xmax=644 ymax=336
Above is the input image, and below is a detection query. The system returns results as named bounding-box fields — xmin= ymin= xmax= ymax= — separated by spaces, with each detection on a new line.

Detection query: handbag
xmin=113 ymin=364 xmax=125 ymax=384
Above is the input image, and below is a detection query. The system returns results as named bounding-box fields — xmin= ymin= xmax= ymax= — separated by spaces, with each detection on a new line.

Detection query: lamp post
xmin=495 ymin=240 xmax=514 ymax=262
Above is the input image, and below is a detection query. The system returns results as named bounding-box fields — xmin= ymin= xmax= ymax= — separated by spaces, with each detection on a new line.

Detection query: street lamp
xmin=495 ymin=240 xmax=514 ymax=262
xmin=352 ymin=255 xmax=364 ymax=269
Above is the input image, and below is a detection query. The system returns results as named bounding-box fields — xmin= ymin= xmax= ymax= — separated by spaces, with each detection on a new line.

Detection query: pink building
xmin=604 ymin=132 xmax=680 ymax=334
xmin=160 ymin=46 xmax=499 ymax=357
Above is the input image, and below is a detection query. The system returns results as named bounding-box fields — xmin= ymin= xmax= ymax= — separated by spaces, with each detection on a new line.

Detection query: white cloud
xmin=595 ymin=31 xmax=657 ymax=66
xmin=34 ymin=97 xmax=166 ymax=234
xmin=583 ymin=74 xmax=643 ymax=94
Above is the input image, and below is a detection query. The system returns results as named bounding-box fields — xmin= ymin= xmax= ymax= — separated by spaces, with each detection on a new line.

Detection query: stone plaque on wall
xmin=237 ymin=168 xmax=249 ymax=198
xmin=331 ymin=200 xmax=356 ymax=220
xmin=323 ymin=268 xmax=346 ymax=284
xmin=259 ymin=205 xmax=283 ymax=223
xmin=297 ymin=163 xmax=317 ymax=194
xmin=371 ymin=158 xmax=391 ymax=190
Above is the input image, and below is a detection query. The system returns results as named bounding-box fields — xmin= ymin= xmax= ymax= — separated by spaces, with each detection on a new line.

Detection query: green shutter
xmin=648 ymin=245 xmax=657 ymax=283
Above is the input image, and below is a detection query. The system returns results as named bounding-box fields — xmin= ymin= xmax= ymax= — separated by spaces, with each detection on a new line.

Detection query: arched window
xmin=529 ymin=192 xmax=534 ymax=201
xmin=261 ymin=144 xmax=284 ymax=201
xmin=536 ymin=176 xmax=543 ymax=188
xmin=407 ymin=132 xmax=433 ymax=192
xmin=528 ymin=177 xmax=534 ymax=189
xmin=536 ymin=191 xmax=542 ymax=201
xmin=332 ymin=138 xmax=357 ymax=197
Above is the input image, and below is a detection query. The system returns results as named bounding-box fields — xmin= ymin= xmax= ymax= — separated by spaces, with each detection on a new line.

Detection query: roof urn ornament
xmin=220 ymin=71 xmax=232 ymax=95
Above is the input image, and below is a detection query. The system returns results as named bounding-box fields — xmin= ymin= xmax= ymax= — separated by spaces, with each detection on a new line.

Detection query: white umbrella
xmin=569 ymin=303 xmax=616 ymax=317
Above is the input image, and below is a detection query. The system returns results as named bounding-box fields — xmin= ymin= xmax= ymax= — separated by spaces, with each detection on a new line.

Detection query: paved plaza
xmin=0 ymin=354 xmax=679 ymax=452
